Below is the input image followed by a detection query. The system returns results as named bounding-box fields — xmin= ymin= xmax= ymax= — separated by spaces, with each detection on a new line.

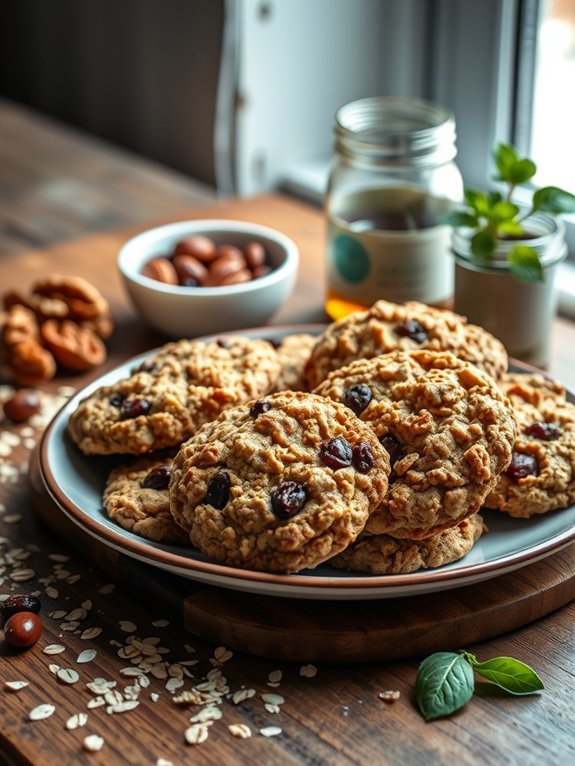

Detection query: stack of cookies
xmin=67 ymin=299 xmax=575 ymax=575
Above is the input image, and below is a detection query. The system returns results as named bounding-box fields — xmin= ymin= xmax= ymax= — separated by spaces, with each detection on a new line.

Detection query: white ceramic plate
xmin=39 ymin=326 xmax=575 ymax=600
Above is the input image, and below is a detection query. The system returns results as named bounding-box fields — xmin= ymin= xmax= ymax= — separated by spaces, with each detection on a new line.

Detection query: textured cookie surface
xmin=68 ymin=337 xmax=281 ymax=455
xmin=272 ymin=332 xmax=316 ymax=392
xmin=485 ymin=373 xmax=575 ymax=517
xmin=304 ymin=299 xmax=508 ymax=389
xmin=330 ymin=514 xmax=484 ymax=574
xmin=314 ymin=350 xmax=516 ymax=539
xmin=103 ymin=456 xmax=188 ymax=544
xmin=169 ymin=391 xmax=390 ymax=573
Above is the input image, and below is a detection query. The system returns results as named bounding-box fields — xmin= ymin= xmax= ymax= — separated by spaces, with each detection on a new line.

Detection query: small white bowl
xmin=118 ymin=219 xmax=299 ymax=338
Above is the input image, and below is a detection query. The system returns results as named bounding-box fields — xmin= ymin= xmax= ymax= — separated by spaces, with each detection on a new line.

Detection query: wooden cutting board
xmin=29 ymin=454 xmax=575 ymax=663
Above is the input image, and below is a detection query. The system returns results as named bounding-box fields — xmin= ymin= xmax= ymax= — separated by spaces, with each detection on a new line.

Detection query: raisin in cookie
xmin=329 ymin=514 xmax=485 ymax=575
xmin=68 ymin=337 xmax=281 ymax=455
xmin=169 ymin=391 xmax=390 ymax=573
xmin=103 ymin=456 xmax=188 ymax=544
xmin=304 ymin=299 xmax=508 ymax=389
xmin=484 ymin=373 xmax=575 ymax=517
xmin=314 ymin=349 xmax=516 ymax=539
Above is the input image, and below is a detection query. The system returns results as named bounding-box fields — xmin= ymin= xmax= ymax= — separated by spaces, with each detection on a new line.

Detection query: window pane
xmin=530 ymin=0 xmax=575 ymax=189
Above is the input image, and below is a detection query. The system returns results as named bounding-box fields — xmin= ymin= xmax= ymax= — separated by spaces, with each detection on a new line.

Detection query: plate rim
xmin=38 ymin=324 xmax=575 ymax=598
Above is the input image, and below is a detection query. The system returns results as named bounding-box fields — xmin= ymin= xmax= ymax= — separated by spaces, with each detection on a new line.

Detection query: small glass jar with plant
xmin=447 ymin=143 xmax=575 ymax=367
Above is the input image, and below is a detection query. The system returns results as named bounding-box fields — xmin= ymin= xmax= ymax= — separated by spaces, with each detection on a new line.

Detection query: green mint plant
xmin=415 ymin=650 xmax=544 ymax=721
xmin=445 ymin=142 xmax=575 ymax=283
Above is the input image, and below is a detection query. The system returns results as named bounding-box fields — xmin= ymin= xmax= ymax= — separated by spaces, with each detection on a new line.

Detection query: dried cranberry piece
xmin=352 ymin=441 xmax=376 ymax=473
xmin=141 ymin=465 xmax=172 ymax=490
xmin=109 ymin=393 xmax=125 ymax=408
xmin=505 ymin=452 xmax=539 ymax=481
xmin=203 ymin=471 xmax=231 ymax=509
xmin=250 ymin=400 xmax=272 ymax=418
xmin=120 ymin=398 xmax=152 ymax=420
xmin=379 ymin=433 xmax=403 ymax=466
xmin=271 ymin=481 xmax=308 ymax=518
xmin=525 ymin=421 xmax=561 ymax=441
xmin=343 ymin=383 xmax=372 ymax=415
xmin=320 ymin=437 xmax=353 ymax=470
xmin=394 ymin=319 xmax=428 ymax=343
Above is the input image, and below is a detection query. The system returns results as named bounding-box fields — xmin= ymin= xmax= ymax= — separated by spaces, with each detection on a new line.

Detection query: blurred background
xmin=2 ymin=0 xmax=573 ymax=199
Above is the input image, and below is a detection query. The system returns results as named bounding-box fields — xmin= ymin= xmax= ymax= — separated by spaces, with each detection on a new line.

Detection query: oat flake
xmin=29 ymin=704 xmax=56 ymax=721
xmin=184 ymin=723 xmax=211 ymax=745
xmin=81 ymin=627 xmax=102 ymax=640
xmin=76 ymin=649 xmax=97 ymax=664
xmin=119 ymin=620 xmax=137 ymax=633
xmin=83 ymin=734 xmax=104 ymax=752
xmin=66 ymin=712 xmax=88 ymax=730
xmin=43 ymin=644 xmax=66 ymax=655
xmin=57 ymin=668 xmax=80 ymax=685
xmin=300 ymin=663 xmax=318 ymax=678
xmin=5 ymin=680 xmax=29 ymax=691
xmin=151 ymin=619 xmax=170 ymax=628
xmin=229 ymin=723 xmax=252 ymax=739
xmin=260 ymin=726 xmax=282 ymax=737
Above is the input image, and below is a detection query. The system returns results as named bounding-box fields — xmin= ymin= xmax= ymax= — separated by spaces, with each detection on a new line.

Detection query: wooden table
xmin=1 ymin=106 xmax=575 ymax=765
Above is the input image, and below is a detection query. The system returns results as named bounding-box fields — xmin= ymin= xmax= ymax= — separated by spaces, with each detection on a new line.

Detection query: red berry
xmin=3 ymin=612 xmax=43 ymax=648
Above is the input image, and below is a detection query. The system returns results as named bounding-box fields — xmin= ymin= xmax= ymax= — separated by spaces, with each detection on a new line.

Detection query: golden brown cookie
xmin=304 ymin=299 xmax=508 ymax=389
xmin=169 ymin=391 xmax=390 ymax=573
xmin=68 ymin=336 xmax=281 ymax=455
xmin=484 ymin=373 xmax=575 ymax=517
xmin=272 ymin=332 xmax=316 ymax=392
xmin=329 ymin=514 xmax=485 ymax=574
xmin=314 ymin=349 xmax=516 ymax=539
xmin=103 ymin=456 xmax=188 ymax=544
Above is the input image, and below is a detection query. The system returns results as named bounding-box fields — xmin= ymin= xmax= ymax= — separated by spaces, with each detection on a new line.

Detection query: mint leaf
xmin=508 ymin=245 xmax=544 ymax=282
xmin=415 ymin=652 xmax=474 ymax=721
xmin=493 ymin=143 xmax=519 ymax=179
xmin=489 ymin=200 xmax=520 ymax=224
xmin=533 ymin=186 xmax=575 ymax=215
xmin=507 ymin=158 xmax=537 ymax=185
xmin=464 ymin=189 xmax=491 ymax=216
xmin=444 ymin=210 xmax=477 ymax=228
xmin=465 ymin=655 xmax=544 ymax=696
xmin=471 ymin=230 xmax=496 ymax=260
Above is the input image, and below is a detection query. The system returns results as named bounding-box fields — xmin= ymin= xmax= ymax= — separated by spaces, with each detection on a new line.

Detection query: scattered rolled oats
xmin=76 ymin=649 xmax=97 ymax=664
xmin=184 ymin=723 xmax=211 ymax=745
xmin=81 ymin=627 xmax=102 ymax=640
xmin=82 ymin=734 xmax=104 ymax=752
xmin=43 ymin=644 xmax=66 ymax=655
xmin=379 ymin=689 xmax=401 ymax=703
xmin=299 ymin=664 xmax=318 ymax=678
xmin=107 ymin=699 xmax=140 ymax=715
xmin=57 ymin=668 xmax=80 ymax=685
xmin=232 ymin=688 xmax=256 ymax=705
xmin=229 ymin=723 xmax=252 ymax=739
xmin=119 ymin=620 xmax=137 ymax=633
xmin=65 ymin=712 xmax=88 ymax=730
xmin=29 ymin=704 xmax=56 ymax=721
xmin=4 ymin=680 xmax=29 ymax=691
xmin=268 ymin=669 xmax=283 ymax=686
xmin=189 ymin=706 xmax=222 ymax=724
xmin=259 ymin=726 xmax=282 ymax=737
xmin=152 ymin=619 xmax=170 ymax=627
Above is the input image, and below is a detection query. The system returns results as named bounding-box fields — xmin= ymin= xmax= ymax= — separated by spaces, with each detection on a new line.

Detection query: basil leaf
xmin=489 ymin=200 xmax=520 ymax=224
xmin=468 ymin=656 xmax=544 ymax=695
xmin=533 ymin=186 xmax=575 ymax=215
xmin=507 ymin=158 xmax=537 ymax=185
xmin=415 ymin=652 xmax=474 ymax=721
xmin=508 ymin=245 xmax=544 ymax=283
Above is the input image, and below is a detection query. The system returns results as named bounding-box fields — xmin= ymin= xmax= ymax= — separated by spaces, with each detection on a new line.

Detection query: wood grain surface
xmin=1 ymin=103 xmax=575 ymax=766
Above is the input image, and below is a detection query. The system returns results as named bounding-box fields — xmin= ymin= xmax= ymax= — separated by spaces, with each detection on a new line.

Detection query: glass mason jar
xmin=453 ymin=212 xmax=567 ymax=368
xmin=325 ymin=97 xmax=463 ymax=320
